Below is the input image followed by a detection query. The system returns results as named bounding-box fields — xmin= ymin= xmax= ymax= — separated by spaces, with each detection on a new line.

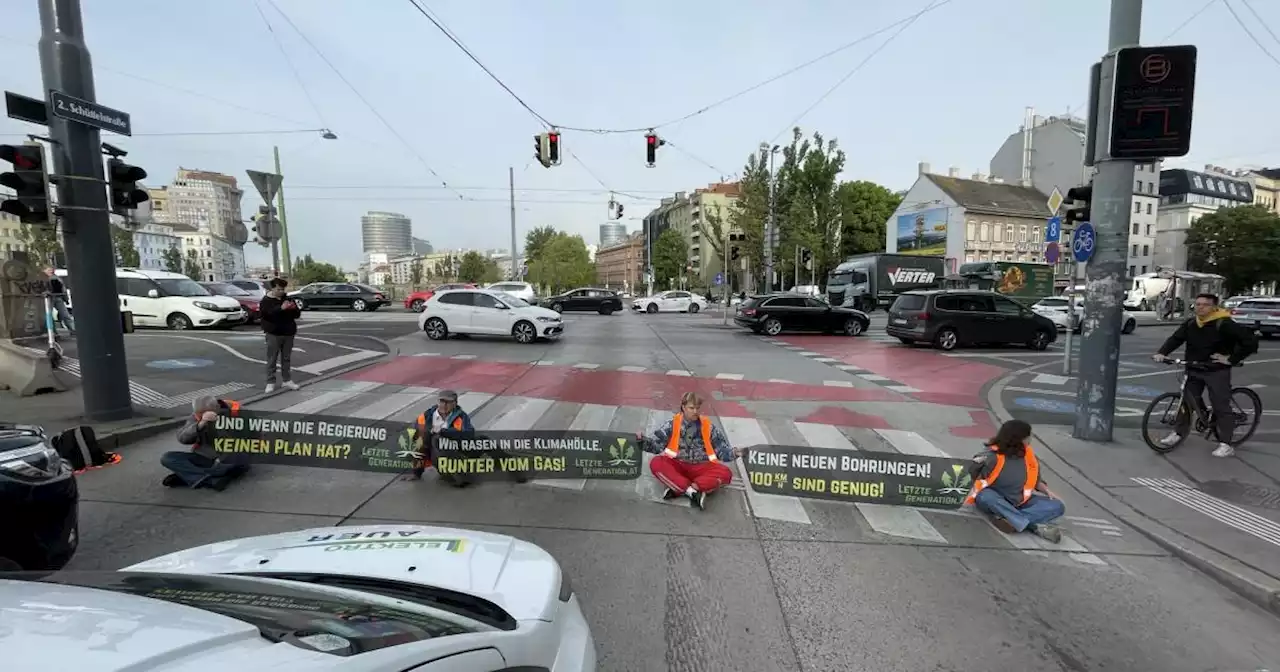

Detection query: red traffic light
xmin=548 ymin=133 xmax=559 ymax=142
xmin=646 ymin=135 xmax=657 ymax=146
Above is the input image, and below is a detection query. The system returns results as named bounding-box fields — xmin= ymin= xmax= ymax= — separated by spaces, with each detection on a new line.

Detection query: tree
xmin=16 ymin=223 xmax=62 ymax=266
xmin=457 ymin=251 xmax=490 ymax=283
xmin=482 ymin=258 xmax=502 ymax=284
xmin=527 ymin=232 xmax=594 ymax=292
xmin=410 ymin=261 xmax=424 ymax=288
xmin=1185 ymin=204 xmax=1280 ymax=294
xmin=524 ymin=225 xmax=557 ymax=263
xmin=835 ymin=180 xmax=900 ymax=257
xmin=292 ymin=254 xmax=345 ymax=284
xmin=777 ymin=128 xmax=844 ymax=287
xmin=111 ymin=224 xmax=141 ymax=268
xmin=161 ymin=246 xmax=183 ymax=273
xmin=182 ymin=248 xmax=202 ymax=280
xmin=651 ymin=228 xmax=688 ymax=289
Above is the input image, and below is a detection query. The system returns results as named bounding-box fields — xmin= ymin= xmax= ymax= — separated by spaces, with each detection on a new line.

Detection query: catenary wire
xmin=287 ymin=195 xmax=655 ymax=204
xmin=287 ymin=184 xmax=671 ymax=194
xmin=1226 ymin=0 xmax=1280 ymax=66
xmin=253 ymin=0 xmax=328 ymax=127
xmin=662 ymin=141 xmax=729 ymax=177
xmin=130 ymin=128 xmax=327 ymax=137
xmin=1240 ymin=0 xmax=1280 ymax=48
xmin=265 ymin=0 xmax=465 ymax=199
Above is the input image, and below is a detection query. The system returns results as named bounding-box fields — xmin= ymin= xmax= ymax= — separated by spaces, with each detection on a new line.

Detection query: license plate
xmin=891 ymin=318 xmax=907 ymax=325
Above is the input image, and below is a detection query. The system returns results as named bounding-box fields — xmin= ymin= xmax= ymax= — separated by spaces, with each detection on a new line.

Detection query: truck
xmin=825 ymin=253 xmax=945 ymax=312
xmin=947 ymin=261 xmax=1055 ymax=303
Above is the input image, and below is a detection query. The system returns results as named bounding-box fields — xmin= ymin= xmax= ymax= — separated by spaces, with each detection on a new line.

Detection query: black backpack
xmin=51 ymin=425 xmax=120 ymax=472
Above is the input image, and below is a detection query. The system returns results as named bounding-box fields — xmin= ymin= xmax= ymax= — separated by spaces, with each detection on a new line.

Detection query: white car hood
xmin=517 ymin=305 xmax=562 ymax=321
xmin=123 ymin=524 xmax=563 ymax=621
xmin=197 ymin=295 xmax=242 ymax=309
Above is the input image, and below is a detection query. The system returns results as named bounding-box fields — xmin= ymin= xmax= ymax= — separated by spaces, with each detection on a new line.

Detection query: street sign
xmin=1109 ymin=45 xmax=1197 ymax=160
xmin=47 ymin=90 xmax=131 ymax=136
xmin=246 ymin=170 xmax=283 ymax=204
xmin=1071 ymin=222 xmax=1095 ymax=263
xmin=1045 ymin=216 xmax=1061 ymax=242
xmin=1046 ymin=187 xmax=1064 ymax=215
xmin=1044 ymin=241 xmax=1060 ymax=265
xmin=5 ymin=91 xmax=48 ymax=126
xmin=714 ymin=272 xmax=724 ymax=286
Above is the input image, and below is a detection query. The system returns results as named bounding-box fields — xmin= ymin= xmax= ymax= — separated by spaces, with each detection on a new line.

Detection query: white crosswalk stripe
xmin=251 ymin=379 xmax=1114 ymax=567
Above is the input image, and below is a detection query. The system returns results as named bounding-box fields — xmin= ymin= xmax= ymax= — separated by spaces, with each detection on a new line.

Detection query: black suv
xmin=735 ymin=293 xmax=870 ymax=336
xmin=541 ymin=288 xmax=623 ymax=315
xmin=887 ymin=290 xmax=1056 ymax=351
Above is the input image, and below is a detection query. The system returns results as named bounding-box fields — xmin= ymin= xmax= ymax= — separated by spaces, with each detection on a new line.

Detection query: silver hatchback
xmin=1230 ymin=297 xmax=1280 ymax=338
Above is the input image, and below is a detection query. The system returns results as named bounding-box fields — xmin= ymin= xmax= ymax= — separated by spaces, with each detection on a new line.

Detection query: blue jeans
xmin=161 ymin=451 xmax=239 ymax=487
xmin=975 ymin=488 xmax=1065 ymax=533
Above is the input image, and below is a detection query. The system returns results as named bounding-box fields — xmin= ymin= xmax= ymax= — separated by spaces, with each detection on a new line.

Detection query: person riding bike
xmin=1152 ymin=292 xmax=1258 ymax=457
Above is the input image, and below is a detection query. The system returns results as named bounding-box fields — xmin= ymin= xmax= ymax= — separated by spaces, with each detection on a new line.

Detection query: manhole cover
xmin=1199 ymin=480 xmax=1280 ymax=511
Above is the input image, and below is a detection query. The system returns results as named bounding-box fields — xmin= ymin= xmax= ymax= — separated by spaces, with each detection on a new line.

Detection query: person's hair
xmin=192 ymin=396 xmax=220 ymax=414
xmin=680 ymin=391 xmax=703 ymax=409
xmin=1195 ymin=293 xmax=1219 ymax=305
xmin=987 ymin=419 xmax=1031 ymax=457
xmin=269 ymin=277 xmax=288 ymax=289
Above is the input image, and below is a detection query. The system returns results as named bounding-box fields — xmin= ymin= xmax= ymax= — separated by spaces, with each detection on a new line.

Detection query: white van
xmin=115 ymin=268 xmax=245 ymax=329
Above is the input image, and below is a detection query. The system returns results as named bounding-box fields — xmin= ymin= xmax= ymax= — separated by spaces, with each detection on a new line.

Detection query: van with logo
xmin=948 ymin=261 xmax=1054 ymax=304
xmin=114 ymin=269 xmax=246 ymax=330
xmin=826 ymin=253 xmax=945 ymax=312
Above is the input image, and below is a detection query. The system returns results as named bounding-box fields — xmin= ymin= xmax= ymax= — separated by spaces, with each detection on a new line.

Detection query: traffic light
xmin=106 ymin=158 xmax=148 ymax=215
xmin=546 ymin=131 xmax=561 ymax=166
xmin=644 ymin=131 xmax=665 ymax=167
xmin=615 ymin=203 xmax=624 ymax=219
xmin=251 ymin=205 xmax=277 ymax=245
xmin=1063 ymin=185 xmax=1092 ymax=227
xmin=730 ymin=246 xmax=739 ymax=261
xmin=0 ymin=142 xmax=51 ymax=224
xmin=533 ymin=133 xmax=550 ymax=168
xmin=801 ymin=249 xmax=812 ymax=266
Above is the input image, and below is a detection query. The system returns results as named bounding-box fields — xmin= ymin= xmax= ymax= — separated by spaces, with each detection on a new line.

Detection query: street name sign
xmin=1109 ymin=45 xmax=1197 ymax=160
xmin=5 ymin=91 xmax=48 ymax=126
xmin=48 ymin=90 xmax=131 ymax=136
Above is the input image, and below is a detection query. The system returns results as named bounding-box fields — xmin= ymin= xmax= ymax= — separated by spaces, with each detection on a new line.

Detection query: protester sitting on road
xmin=636 ymin=391 xmax=747 ymax=510
xmin=405 ymin=389 xmax=476 ymax=487
xmin=162 ymin=396 xmax=249 ymax=491
xmin=260 ymin=277 xmax=301 ymax=394
xmin=965 ymin=419 xmax=1065 ymax=543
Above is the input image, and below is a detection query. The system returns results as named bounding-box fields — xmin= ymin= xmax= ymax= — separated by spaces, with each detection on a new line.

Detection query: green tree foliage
xmin=410 ymin=261 xmax=424 ymax=288
xmin=524 ymin=225 xmax=557 ymax=262
xmin=182 ymin=248 xmax=203 ymax=280
xmin=292 ymin=254 xmax=345 ymax=284
xmin=1185 ymin=204 xmax=1280 ymax=294
xmin=111 ymin=224 xmax=141 ymax=268
xmin=651 ymin=228 xmax=688 ymax=289
xmin=16 ymin=224 xmax=62 ymax=266
xmin=161 ymin=246 xmax=183 ymax=273
xmin=430 ymin=254 xmax=458 ymax=282
xmin=778 ymin=128 xmax=845 ymax=284
xmin=457 ymin=251 xmax=491 ymax=283
xmin=836 ymin=180 xmax=901 ymax=257
xmin=481 ymin=258 xmax=503 ymax=284
xmin=527 ymin=231 xmax=595 ymax=293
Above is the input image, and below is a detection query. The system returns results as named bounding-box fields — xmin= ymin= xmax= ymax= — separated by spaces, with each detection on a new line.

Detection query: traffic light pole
xmin=273 ymin=146 xmax=291 ymax=277
xmin=1072 ymin=0 xmax=1142 ymax=442
xmin=37 ymin=0 xmax=132 ymax=422
xmin=509 ymin=166 xmax=517 ymax=281
xmin=763 ymin=144 xmax=777 ymax=292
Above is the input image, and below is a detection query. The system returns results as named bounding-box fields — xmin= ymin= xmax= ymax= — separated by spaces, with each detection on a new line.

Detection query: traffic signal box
xmin=1063 ymin=185 xmax=1092 ymax=228
xmin=106 ymin=158 xmax=148 ymax=215
xmin=0 ymin=142 xmax=51 ymax=224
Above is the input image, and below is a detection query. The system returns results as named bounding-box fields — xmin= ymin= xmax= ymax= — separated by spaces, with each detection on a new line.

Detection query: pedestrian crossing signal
xmin=107 ymin=158 xmax=149 ymax=215
xmin=0 ymin=142 xmax=51 ymax=224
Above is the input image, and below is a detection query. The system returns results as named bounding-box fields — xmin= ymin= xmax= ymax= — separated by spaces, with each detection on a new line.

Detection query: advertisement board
xmin=895 ymin=208 xmax=948 ymax=256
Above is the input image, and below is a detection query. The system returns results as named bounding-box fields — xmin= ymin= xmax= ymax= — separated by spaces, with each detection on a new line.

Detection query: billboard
xmin=895 ymin=208 xmax=948 ymax=256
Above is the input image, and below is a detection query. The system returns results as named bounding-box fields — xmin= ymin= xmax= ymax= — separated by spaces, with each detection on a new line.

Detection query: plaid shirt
xmin=642 ymin=416 xmax=735 ymax=464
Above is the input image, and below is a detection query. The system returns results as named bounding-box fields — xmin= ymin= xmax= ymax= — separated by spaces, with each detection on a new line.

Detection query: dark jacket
xmin=48 ymin=277 xmax=66 ymax=297
xmin=1157 ymin=309 xmax=1258 ymax=368
xmin=177 ymin=416 xmax=219 ymax=462
xmin=259 ymin=295 xmax=301 ymax=336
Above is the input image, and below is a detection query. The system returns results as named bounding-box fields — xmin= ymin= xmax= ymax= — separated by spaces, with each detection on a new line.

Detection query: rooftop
xmin=926 ymin=174 xmax=1051 ymax=218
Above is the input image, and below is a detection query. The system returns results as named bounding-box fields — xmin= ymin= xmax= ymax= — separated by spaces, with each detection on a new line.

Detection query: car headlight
xmin=0 ymin=442 xmax=71 ymax=482
xmin=536 ymin=316 xmax=559 ymax=323
xmin=193 ymin=301 xmax=219 ymax=311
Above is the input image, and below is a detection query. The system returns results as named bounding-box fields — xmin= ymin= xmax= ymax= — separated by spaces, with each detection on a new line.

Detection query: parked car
xmin=227 ymin=278 xmax=269 ymax=301
xmin=288 ymin=282 xmax=388 ymax=312
xmin=485 ymin=281 xmax=537 ymax=304
xmin=541 ymin=287 xmax=624 ymax=315
xmin=1231 ymin=296 xmax=1280 ymax=339
xmin=1031 ymin=296 xmax=1137 ymax=334
xmin=0 ymin=424 xmax=78 ymax=571
xmin=1 ymin=524 xmax=597 ymax=670
xmin=735 ymin=293 xmax=870 ymax=336
xmin=887 ymin=289 xmax=1057 ymax=351
xmin=404 ymin=283 xmax=477 ymax=312
xmin=419 ymin=288 xmax=564 ymax=344
xmin=630 ymin=290 xmax=710 ymax=314
xmin=201 ymin=281 xmax=261 ymax=323
xmin=1223 ymin=295 xmax=1254 ymax=309
xmin=116 ymin=269 xmax=246 ymax=330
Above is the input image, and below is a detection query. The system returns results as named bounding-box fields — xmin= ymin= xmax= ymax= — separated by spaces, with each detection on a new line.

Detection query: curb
xmin=101 ymin=335 xmax=402 ymax=450
xmin=986 ymin=371 xmax=1280 ymax=618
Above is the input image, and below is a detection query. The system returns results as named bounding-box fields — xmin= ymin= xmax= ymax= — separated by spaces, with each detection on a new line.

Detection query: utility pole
xmin=38 ymin=0 xmax=132 ymax=421
xmin=1073 ymin=0 xmax=1142 ymax=441
xmin=762 ymin=143 xmax=778 ymax=293
xmin=273 ymin=146 xmax=291 ymax=277
xmin=722 ymin=224 xmax=730 ymax=326
xmin=508 ymin=167 xmax=517 ymax=281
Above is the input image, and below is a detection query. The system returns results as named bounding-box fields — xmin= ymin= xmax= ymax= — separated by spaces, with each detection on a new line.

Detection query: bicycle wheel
xmin=1142 ymin=392 xmax=1189 ymax=453
xmin=1224 ymin=387 xmax=1263 ymax=446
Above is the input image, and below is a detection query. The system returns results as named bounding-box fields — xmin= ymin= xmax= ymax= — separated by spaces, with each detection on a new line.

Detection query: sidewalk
xmin=0 ymin=381 xmax=187 ymax=450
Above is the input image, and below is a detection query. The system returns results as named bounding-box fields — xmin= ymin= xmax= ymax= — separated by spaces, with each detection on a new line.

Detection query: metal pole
xmin=273 ymin=145 xmax=291 ymax=277
xmin=1063 ymin=262 xmax=1076 ymax=375
xmin=764 ymin=145 xmax=777 ymax=292
xmin=269 ymin=240 xmax=281 ymax=277
xmin=508 ymin=167 xmax=517 ymax=281
xmin=722 ymin=223 xmax=730 ymax=325
xmin=1073 ymin=0 xmax=1142 ymax=442
xmin=38 ymin=0 xmax=131 ymax=421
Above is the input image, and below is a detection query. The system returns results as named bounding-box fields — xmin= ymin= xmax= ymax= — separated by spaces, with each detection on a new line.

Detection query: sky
xmin=2 ymin=0 xmax=1278 ymax=271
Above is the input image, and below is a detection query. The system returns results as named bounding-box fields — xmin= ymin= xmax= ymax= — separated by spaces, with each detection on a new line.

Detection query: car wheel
xmin=424 ymin=317 xmax=448 ymax=340
xmin=551 ymin=302 xmax=563 ymax=313
xmin=167 ymin=313 xmax=192 ymax=330
xmin=843 ymin=318 xmax=865 ymax=336
xmin=763 ymin=317 xmax=783 ymax=336
xmin=597 ymin=306 xmax=612 ymax=315
xmin=512 ymin=320 xmax=537 ymax=344
xmin=351 ymin=299 xmax=367 ymax=312
xmin=1029 ymin=329 xmax=1052 ymax=351
xmin=933 ymin=327 xmax=959 ymax=351
xmin=689 ymin=303 xmax=700 ymax=313
xmin=646 ymin=303 xmax=658 ymax=313
xmin=410 ymin=299 xmax=425 ymax=312
xmin=293 ymin=298 xmax=306 ymax=310
xmin=1122 ymin=318 xmax=1136 ymax=334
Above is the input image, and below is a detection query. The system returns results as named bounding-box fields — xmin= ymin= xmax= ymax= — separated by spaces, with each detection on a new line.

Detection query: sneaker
xmin=1030 ymin=523 xmax=1063 ymax=543
xmin=1159 ymin=433 xmax=1183 ymax=447
xmin=1211 ymin=443 xmax=1235 ymax=458
xmin=662 ymin=489 xmax=683 ymax=500
xmin=990 ymin=516 xmax=1018 ymax=534
xmin=264 ymin=384 xmax=276 ymax=394
xmin=689 ymin=491 xmax=706 ymax=510
xmin=282 ymin=381 xmax=299 ymax=391
xmin=161 ymin=474 xmax=184 ymax=488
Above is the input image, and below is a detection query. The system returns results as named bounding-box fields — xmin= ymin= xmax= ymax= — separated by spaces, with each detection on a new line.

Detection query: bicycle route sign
xmin=1071 ymin=222 xmax=1095 ymax=263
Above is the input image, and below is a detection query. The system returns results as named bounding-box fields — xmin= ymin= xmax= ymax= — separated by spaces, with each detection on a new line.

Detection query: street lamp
xmin=273 ymin=129 xmax=338 ymax=275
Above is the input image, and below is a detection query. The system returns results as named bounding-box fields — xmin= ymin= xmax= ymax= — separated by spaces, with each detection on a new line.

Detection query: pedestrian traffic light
xmin=1064 ymin=185 xmax=1092 ymax=227
xmin=644 ymin=131 xmax=665 ymax=167
xmin=252 ymin=205 xmax=277 ymax=243
xmin=0 ymin=142 xmax=51 ymax=224
xmin=615 ymin=203 xmax=624 ymax=219
xmin=801 ymin=249 xmax=812 ymax=265
xmin=106 ymin=158 xmax=149 ymax=215
xmin=730 ymin=245 xmax=739 ymax=261
xmin=546 ymin=131 xmax=561 ymax=166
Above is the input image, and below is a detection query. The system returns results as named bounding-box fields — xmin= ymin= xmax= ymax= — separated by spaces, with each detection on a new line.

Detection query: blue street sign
xmin=1071 ymin=222 xmax=1095 ymax=263
xmin=1044 ymin=241 xmax=1060 ymax=265
xmin=1045 ymin=216 xmax=1062 ymax=242
xmin=714 ymin=272 xmax=724 ymax=286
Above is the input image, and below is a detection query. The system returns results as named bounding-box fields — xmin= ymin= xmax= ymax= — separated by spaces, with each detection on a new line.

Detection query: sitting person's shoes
xmin=662 ymin=489 xmax=683 ymax=500
xmin=162 ymin=474 xmax=184 ymax=488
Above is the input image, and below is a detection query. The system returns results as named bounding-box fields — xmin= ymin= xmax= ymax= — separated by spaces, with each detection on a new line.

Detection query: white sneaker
xmin=264 ymin=384 xmax=276 ymax=394
xmin=1211 ymin=443 xmax=1235 ymax=458
xmin=282 ymin=381 xmax=300 ymax=391
xmin=1159 ymin=433 xmax=1182 ymax=447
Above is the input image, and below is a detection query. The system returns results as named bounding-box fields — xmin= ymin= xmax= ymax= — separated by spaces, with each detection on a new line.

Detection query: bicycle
xmin=1140 ymin=358 xmax=1262 ymax=453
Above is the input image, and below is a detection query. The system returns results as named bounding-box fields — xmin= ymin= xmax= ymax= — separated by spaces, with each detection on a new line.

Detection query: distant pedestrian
xmin=260 ymin=277 xmax=301 ymax=393
xmin=44 ymin=266 xmax=74 ymax=337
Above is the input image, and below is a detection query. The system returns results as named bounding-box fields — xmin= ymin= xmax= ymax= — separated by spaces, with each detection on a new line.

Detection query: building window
xmin=1145 ymin=224 xmax=1152 ymax=236
xmin=1134 ymin=202 xmax=1141 ymax=213
xmin=1141 ymin=265 xmax=1148 ymax=274
xmin=1135 ymin=180 xmax=1142 ymax=191
xmin=1146 ymin=203 xmax=1152 ymax=215
xmin=993 ymin=225 xmax=1002 ymax=242
xmin=1130 ymin=265 xmax=1136 ymax=277
xmin=1142 ymin=244 xmax=1149 ymax=256
xmin=1131 ymin=244 xmax=1138 ymax=257
xmin=979 ymin=223 xmax=989 ymax=242
xmin=966 ymin=221 xmax=977 ymax=240
xmin=1005 ymin=224 xmax=1014 ymax=241
xmin=1132 ymin=223 xmax=1139 ymax=234
xmin=1018 ymin=224 xmax=1027 ymax=242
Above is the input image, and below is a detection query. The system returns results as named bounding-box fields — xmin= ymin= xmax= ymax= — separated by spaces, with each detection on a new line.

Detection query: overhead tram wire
xmin=265 ymin=0 xmax=466 ymax=200
xmin=130 ymin=128 xmax=329 ymax=137
xmin=1224 ymin=0 xmax=1280 ymax=67
xmin=1240 ymin=0 xmax=1280 ymax=51
xmin=287 ymin=184 xmax=672 ymax=194
xmin=253 ymin=0 xmax=329 ymax=127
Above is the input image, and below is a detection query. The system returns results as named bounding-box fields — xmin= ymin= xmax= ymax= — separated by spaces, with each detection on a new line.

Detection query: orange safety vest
xmin=223 ymin=400 xmax=241 ymax=416
xmin=414 ymin=410 xmax=465 ymax=467
xmin=663 ymin=413 xmax=718 ymax=462
xmin=965 ymin=443 xmax=1039 ymax=506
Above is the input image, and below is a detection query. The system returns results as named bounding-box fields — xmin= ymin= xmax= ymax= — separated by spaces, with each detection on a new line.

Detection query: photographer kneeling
xmin=161 ymin=396 xmax=249 ymax=491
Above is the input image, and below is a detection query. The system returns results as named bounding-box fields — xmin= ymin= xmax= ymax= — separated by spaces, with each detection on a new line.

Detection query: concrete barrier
xmin=0 ymin=339 xmax=74 ymax=396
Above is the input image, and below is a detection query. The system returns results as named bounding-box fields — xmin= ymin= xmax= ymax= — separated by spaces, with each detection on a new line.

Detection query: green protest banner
xmin=743 ymin=444 xmax=974 ymax=509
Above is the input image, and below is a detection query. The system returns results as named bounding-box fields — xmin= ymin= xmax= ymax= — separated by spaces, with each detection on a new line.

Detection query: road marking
xmin=542 ymin=403 xmax=619 ymax=492
xmin=28 ymin=349 xmax=168 ymax=405
xmin=572 ymin=363 xmax=600 ymax=370
xmin=885 ymin=385 xmax=921 ymax=393
xmin=411 ymin=352 xmax=441 ymax=357
xmin=1117 ymin=356 xmax=1280 ymax=380
xmin=1031 ymin=373 xmax=1071 ymax=385
xmin=715 ymin=373 xmax=744 ymax=380
xmin=535 ymin=360 xmax=554 ymax=366
xmin=721 ymin=416 xmax=809 ymax=524
xmin=148 ymin=382 xmax=255 ymax=409
xmin=812 ymin=357 xmax=839 ymax=363
xmin=1133 ymin=477 xmax=1280 ymax=547
xmin=835 ymin=364 xmax=863 ymax=372
xmin=451 ymin=354 xmax=477 ymax=360
xmin=796 ymin=351 xmax=821 ymax=357
xmin=874 ymin=429 xmax=950 ymax=457
xmin=350 ymin=387 xmax=436 ymax=419
xmin=858 ymin=373 xmax=891 ymax=382
xmin=127 ymin=333 xmax=267 ymax=364
xmin=456 ymin=392 xmax=494 ymax=410
xmin=282 ymin=380 xmax=382 ymax=414
xmin=1005 ymin=386 xmax=1151 ymax=406
xmin=295 ymin=349 xmax=383 ymax=375
xmin=618 ymin=365 xmax=646 ymax=373
xmin=768 ymin=379 xmax=793 ymax=384
xmin=295 ymin=319 xmax=345 ymax=329
xmin=823 ymin=380 xmax=854 ymax=388
xmin=666 ymin=369 xmax=692 ymax=376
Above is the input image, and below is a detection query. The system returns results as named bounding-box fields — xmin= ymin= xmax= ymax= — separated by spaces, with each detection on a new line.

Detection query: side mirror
xmin=496 ymin=303 xmax=510 ymax=310
xmin=147 ymin=289 xmax=159 ymax=298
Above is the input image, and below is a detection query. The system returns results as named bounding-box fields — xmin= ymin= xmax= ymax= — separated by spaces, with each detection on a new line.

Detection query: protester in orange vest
xmin=403 ymin=389 xmax=475 ymax=487
xmin=161 ymin=396 xmax=249 ymax=490
xmin=636 ymin=392 xmax=746 ymax=510
xmin=965 ymin=419 xmax=1064 ymax=542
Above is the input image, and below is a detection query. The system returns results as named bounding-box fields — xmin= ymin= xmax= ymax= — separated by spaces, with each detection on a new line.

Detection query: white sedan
xmin=630 ymin=290 xmax=709 ymax=314
xmin=2 ymin=524 xmax=597 ymax=671
xmin=1032 ymin=297 xmax=1137 ymax=334
xmin=419 ymin=288 xmax=564 ymax=344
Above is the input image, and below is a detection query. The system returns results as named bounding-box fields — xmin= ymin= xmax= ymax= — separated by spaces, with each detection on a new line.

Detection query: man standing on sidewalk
xmin=44 ymin=266 xmax=74 ymax=338
xmin=260 ymin=278 xmax=301 ymax=394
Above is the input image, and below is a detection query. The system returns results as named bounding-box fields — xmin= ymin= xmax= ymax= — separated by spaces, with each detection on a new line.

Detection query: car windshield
xmin=828 ymin=271 xmax=854 ymax=285
xmin=156 ymin=278 xmax=210 ymax=297
xmin=497 ymin=292 xmax=529 ymax=307
xmin=206 ymin=283 xmax=250 ymax=297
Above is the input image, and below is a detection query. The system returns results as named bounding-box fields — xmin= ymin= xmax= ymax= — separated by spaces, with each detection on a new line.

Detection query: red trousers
xmin=650 ymin=455 xmax=733 ymax=494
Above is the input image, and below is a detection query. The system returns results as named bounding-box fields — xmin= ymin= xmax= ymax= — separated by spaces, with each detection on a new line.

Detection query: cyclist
xmin=1152 ymin=292 xmax=1258 ymax=457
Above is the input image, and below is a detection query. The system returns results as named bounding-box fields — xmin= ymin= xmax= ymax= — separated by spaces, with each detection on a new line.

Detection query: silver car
xmin=1230 ymin=297 xmax=1280 ymax=339
xmin=485 ymin=281 xmax=536 ymax=303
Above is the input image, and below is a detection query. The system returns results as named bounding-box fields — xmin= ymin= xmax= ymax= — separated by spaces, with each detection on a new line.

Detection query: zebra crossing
xmin=248 ymin=378 xmax=1121 ymax=568
xmin=22 ymin=347 xmax=253 ymax=409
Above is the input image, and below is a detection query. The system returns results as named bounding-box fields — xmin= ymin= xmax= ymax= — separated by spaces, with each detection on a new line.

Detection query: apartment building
xmin=1154 ymin=168 xmax=1254 ymax=271
xmin=595 ymin=231 xmax=644 ymax=292
xmin=641 ymin=182 xmax=741 ymax=288
xmin=147 ymin=168 xmax=248 ymax=280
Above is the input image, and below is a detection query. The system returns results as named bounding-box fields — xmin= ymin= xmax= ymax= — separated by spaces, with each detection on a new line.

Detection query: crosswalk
xmin=250 ymin=378 xmax=1120 ymax=569
xmin=22 ymin=347 xmax=254 ymax=410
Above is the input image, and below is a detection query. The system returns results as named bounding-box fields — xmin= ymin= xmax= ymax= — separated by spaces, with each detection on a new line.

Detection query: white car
xmin=115 ymin=268 xmax=246 ymax=330
xmin=630 ymin=290 xmax=709 ymax=314
xmin=485 ymin=281 xmax=537 ymax=304
xmin=1 ymin=524 xmax=596 ymax=671
xmin=1032 ymin=296 xmax=1136 ymax=334
xmin=420 ymin=288 xmax=564 ymax=344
